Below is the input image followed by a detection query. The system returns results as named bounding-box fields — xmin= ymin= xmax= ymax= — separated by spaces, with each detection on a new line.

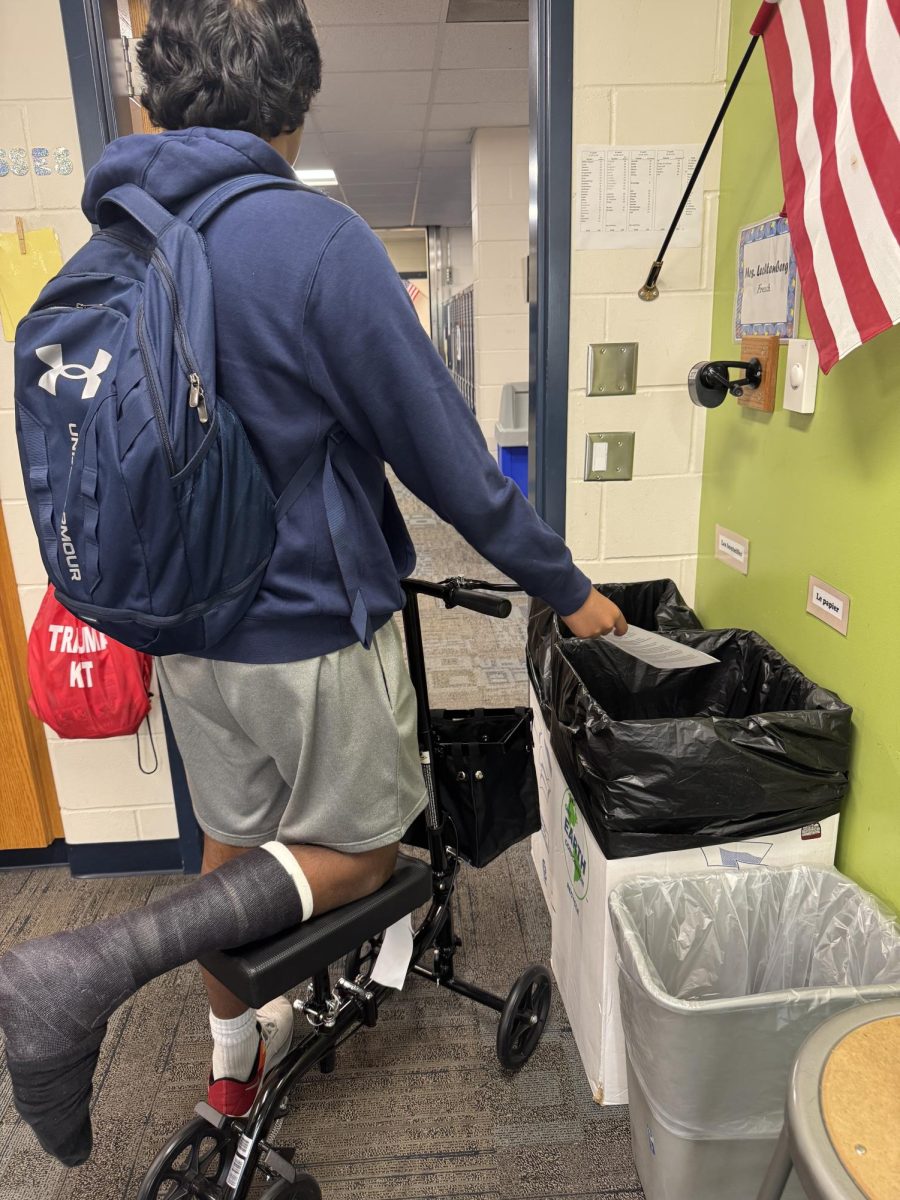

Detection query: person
xmin=0 ymin=0 xmax=626 ymax=1168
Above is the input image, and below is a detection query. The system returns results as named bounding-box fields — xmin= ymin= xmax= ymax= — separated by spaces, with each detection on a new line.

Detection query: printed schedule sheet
xmin=576 ymin=144 xmax=703 ymax=250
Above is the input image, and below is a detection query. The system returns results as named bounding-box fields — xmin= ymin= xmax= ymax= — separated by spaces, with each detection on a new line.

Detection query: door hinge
xmin=122 ymin=36 xmax=144 ymax=101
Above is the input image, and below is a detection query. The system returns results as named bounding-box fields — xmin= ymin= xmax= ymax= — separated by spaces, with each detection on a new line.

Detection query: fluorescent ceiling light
xmin=295 ymin=168 xmax=339 ymax=187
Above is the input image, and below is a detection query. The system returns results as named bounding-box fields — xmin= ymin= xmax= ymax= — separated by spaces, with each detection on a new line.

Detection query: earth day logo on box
xmin=562 ymin=790 xmax=588 ymax=900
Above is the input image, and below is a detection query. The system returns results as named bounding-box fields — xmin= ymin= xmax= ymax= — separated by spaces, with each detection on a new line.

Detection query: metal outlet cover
xmin=584 ymin=432 xmax=635 ymax=481
xmin=587 ymin=343 xmax=638 ymax=396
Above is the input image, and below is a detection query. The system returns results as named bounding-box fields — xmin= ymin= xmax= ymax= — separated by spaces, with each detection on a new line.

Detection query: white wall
xmin=565 ymin=0 xmax=732 ymax=604
xmin=0 ymin=0 xmax=177 ymax=846
xmin=470 ymin=127 xmax=529 ymax=454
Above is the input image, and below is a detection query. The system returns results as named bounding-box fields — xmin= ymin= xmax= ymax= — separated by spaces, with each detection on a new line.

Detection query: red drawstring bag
xmin=27 ymin=586 xmax=153 ymax=739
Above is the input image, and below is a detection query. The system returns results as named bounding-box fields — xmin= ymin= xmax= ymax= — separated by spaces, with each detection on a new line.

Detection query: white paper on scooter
xmin=603 ymin=626 xmax=718 ymax=670
xmin=370 ymin=914 xmax=414 ymax=990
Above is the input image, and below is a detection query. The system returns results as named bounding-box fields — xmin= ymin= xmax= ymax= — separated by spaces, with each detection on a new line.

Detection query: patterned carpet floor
xmin=0 ymin=480 xmax=642 ymax=1200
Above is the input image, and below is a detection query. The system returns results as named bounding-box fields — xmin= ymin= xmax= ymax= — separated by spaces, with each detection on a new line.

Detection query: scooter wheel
xmin=136 ymin=1114 xmax=237 ymax=1200
xmin=496 ymin=964 xmax=552 ymax=1070
xmin=261 ymin=1174 xmax=323 ymax=1200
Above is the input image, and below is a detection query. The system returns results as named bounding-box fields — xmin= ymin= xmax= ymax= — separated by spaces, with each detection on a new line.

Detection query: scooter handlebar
xmin=446 ymin=588 xmax=512 ymax=619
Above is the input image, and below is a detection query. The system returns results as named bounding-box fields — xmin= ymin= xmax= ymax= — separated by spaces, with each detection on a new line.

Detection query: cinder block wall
xmin=565 ymin=0 xmax=732 ymax=603
xmin=470 ymin=127 xmax=529 ymax=455
xmin=0 ymin=0 xmax=176 ymax=847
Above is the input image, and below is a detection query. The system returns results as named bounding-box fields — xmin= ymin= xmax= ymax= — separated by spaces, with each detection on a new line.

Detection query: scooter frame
xmin=137 ymin=576 xmax=551 ymax=1200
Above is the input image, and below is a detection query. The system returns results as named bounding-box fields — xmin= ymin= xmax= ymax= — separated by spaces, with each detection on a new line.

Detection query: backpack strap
xmin=94 ymin=183 xmax=177 ymax=240
xmin=183 ymin=173 xmax=314 ymax=230
xmin=274 ymin=426 xmax=372 ymax=647
xmin=95 ymin=175 xmax=313 ymax=237
xmin=273 ymin=425 xmax=337 ymax=524
xmin=321 ymin=430 xmax=372 ymax=648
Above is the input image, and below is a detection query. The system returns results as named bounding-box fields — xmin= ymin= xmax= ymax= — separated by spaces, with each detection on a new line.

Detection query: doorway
xmin=60 ymin=0 xmax=571 ymax=524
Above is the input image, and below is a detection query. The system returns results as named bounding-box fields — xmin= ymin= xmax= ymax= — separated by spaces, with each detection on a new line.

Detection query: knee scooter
xmin=136 ymin=577 xmax=552 ymax=1200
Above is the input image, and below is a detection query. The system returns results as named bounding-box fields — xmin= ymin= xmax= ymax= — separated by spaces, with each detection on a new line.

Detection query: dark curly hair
xmin=137 ymin=0 xmax=322 ymax=138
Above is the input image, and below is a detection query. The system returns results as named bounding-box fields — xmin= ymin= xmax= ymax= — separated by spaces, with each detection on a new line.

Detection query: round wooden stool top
xmin=820 ymin=1014 xmax=900 ymax=1200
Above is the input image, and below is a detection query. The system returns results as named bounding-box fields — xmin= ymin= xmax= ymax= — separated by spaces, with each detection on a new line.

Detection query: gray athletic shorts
xmin=156 ymin=621 xmax=428 ymax=851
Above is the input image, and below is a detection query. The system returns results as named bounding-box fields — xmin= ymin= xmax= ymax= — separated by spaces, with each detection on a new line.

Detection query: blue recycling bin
xmin=496 ymin=382 xmax=529 ymax=496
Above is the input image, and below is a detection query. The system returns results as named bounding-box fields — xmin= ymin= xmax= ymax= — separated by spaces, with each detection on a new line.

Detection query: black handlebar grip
xmin=449 ymin=588 xmax=513 ymax=619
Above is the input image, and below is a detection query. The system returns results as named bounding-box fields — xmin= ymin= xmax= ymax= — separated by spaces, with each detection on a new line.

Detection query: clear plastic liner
xmin=609 ymin=866 xmax=900 ymax=1140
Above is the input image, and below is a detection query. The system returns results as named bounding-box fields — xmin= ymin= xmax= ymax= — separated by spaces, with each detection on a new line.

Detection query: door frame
xmin=528 ymin=0 xmax=573 ymax=536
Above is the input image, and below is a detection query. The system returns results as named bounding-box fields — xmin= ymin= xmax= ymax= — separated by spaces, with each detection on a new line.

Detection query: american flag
xmin=405 ymin=279 xmax=421 ymax=303
xmin=751 ymin=0 xmax=900 ymax=373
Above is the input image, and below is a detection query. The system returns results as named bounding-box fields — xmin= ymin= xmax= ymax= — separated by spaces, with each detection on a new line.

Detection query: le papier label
xmin=715 ymin=525 xmax=749 ymax=575
xmin=807 ymin=577 xmax=850 ymax=636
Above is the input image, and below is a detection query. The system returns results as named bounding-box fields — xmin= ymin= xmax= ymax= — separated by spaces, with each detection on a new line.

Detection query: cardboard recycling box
xmin=529 ymin=685 xmax=840 ymax=1105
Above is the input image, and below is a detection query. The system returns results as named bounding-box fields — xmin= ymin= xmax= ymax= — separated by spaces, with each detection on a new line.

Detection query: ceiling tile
xmin=429 ymin=102 xmax=528 ymax=129
xmin=328 ymin=150 xmax=422 ymax=171
xmin=315 ymin=71 xmax=434 ymax=107
xmin=446 ymin=0 xmax=529 ymax=20
xmin=336 ymin=167 xmax=420 ymax=183
xmin=440 ymin=22 xmax=529 ymax=69
xmin=425 ymin=129 xmax=474 ymax=148
xmin=434 ymin=67 xmax=528 ymax=104
xmin=307 ymin=0 xmax=444 ymax=23
xmin=360 ymin=212 xmax=415 ymax=228
xmin=316 ymin=24 xmax=439 ymax=73
xmin=322 ymin=130 xmax=423 ymax=155
xmin=313 ymin=104 xmax=428 ymax=133
xmin=342 ymin=182 xmax=419 ymax=196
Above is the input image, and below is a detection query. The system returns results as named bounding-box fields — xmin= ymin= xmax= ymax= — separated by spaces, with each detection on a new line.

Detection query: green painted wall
xmin=696 ymin=0 xmax=900 ymax=911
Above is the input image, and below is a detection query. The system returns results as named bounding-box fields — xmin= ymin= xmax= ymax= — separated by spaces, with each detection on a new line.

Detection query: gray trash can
xmin=609 ymin=866 xmax=900 ymax=1200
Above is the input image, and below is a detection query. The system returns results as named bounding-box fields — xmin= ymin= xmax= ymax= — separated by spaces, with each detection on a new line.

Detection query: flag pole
xmin=638 ymin=33 xmax=761 ymax=301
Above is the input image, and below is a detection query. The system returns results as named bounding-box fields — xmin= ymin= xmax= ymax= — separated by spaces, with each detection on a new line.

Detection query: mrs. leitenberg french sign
xmin=734 ymin=215 xmax=799 ymax=342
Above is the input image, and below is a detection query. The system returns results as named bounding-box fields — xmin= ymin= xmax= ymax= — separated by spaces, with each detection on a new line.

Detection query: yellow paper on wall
xmin=0 ymin=228 xmax=64 ymax=341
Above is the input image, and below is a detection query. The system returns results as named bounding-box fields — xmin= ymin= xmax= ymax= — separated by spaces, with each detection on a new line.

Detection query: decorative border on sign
xmin=734 ymin=215 xmax=799 ymax=343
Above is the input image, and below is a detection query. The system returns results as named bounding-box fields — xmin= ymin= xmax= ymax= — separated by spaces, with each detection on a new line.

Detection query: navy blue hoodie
xmin=82 ymin=129 xmax=592 ymax=663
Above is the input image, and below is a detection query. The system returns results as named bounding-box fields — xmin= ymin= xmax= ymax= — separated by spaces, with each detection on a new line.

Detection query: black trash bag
xmin=403 ymin=707 xmax=538 ymax=868
xmin=527 ymin=579 xmax=702 ymax=713
xmin=543 ymin=627 xmax=852 ymax=859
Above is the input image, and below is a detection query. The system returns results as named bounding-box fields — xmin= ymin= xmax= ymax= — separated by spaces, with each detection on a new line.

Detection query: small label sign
xmin=807 ymin=577 xmax=850 ymax=635
xmin=715 ymin=525 xmax=749 ymax=574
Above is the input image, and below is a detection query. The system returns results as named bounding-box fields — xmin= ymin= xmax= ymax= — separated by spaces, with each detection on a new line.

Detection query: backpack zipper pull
xmin=188 ymin=373 xmax=209 ymax=425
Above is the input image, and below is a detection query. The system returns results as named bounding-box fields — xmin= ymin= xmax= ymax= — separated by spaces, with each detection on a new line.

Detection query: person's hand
xmin=561 ymin=589 xmax=627 ymax=638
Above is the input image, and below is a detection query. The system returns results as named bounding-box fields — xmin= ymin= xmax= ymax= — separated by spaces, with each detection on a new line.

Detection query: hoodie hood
xmin=82 ymin=127 xmax=296 ymax=222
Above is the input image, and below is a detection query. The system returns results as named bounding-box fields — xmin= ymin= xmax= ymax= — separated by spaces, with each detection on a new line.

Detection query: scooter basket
xmin=404 ymin=707 xmax=539 ymax=868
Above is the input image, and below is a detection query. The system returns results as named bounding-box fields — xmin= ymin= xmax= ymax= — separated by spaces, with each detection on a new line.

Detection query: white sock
xmin=210 ymin=1007 xmax=259 ymax=1082
xmin=260 ymin=841 xmax=314 ymax=921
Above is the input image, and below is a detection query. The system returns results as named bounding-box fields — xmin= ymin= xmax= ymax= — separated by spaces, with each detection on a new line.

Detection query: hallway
xmin=0 ymin=482 xmax=641 ymax=1200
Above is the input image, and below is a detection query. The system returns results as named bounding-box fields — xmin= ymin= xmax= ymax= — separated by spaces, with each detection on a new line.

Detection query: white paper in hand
xmin=603 ymin=626 xmax=717 ymax=670
xmin=370 ymin=914 xmax=414 ymax=990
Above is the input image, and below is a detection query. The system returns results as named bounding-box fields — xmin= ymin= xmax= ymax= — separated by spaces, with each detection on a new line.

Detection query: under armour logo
xmin=36 ymin=344 xmax=112 ymax=400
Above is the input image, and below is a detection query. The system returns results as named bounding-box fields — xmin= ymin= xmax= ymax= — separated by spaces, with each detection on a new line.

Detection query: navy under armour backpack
xmin=14 ymin=175 xmax=323 ymax=655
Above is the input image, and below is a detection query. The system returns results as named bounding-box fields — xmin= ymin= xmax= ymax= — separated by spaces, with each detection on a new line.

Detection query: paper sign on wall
xmin=576 ymin=144 xmax=703 ymax=250
xmin=734 ymin=215 xmax=799 ymax=342
xmin=807 ymin=577 xmax=850 ymax=636
xmin=0 ymin=227 xmax=63 ymax=341
xmin=715 ymin=525 xmax=750 ymax=574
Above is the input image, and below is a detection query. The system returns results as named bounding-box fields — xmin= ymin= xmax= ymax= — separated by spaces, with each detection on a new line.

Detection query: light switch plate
xmin=587 ymin=343 xmax=638 ymax=396
xmin=784 ymin=338 xmax=817 ymax=413
xmin=584 ymin=432 xmax=635 ymax=480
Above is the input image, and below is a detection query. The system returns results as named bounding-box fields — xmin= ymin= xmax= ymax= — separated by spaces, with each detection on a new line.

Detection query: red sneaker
xmin=207 ymin=997 xmax=294 ymax=1118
